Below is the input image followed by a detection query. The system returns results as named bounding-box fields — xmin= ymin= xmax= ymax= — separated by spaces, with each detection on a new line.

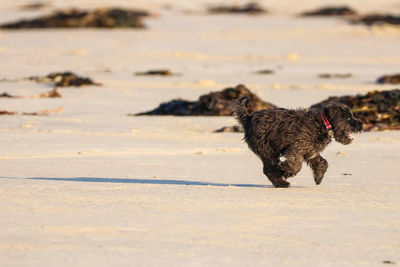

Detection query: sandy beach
xmin=0 ymin=0 xmax=399 ymax=266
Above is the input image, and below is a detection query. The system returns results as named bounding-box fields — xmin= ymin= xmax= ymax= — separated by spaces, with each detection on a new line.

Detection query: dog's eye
xmin=347 ymin=118 xmax=351 ymax=120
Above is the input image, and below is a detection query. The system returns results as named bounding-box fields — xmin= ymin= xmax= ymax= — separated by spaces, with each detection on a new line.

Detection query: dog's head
xmin=323 ymin=103 xmax=363 ymax=145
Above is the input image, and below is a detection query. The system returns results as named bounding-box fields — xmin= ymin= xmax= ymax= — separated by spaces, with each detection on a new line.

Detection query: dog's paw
xmin=274 ymin=178 xmax=290 ymax=188
xmin=314 ymin=175 xmax=324 ymax=185
xmin=312 ymin=163 xmax=327 ymax=185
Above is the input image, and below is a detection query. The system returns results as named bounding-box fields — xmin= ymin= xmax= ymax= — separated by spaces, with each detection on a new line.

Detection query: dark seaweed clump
xmin=28 ymin=72 xmax=101 ymax=87
xmin=318 ymin=73 xmax=353 ymax=79
xmin=134 ymin=84 xmax=276 ymax=116
xmin=255 ymin=69 xmax=275 ymax=75
xmin=207 ymin=2 xmax=267 ymax=15
xmin=0 ymin=88 xmax=61 ymax=98
xmin=19 ymin=2 xmax=51 ymax=11
xmin=0 ymin=110 xmax=17 ymax=115
xmin=311 ymin=89 xmax=400 ymax=131
xmin=300 ymin=6 xmax=357 ymax=17
xmin=351 ymin=14 xmax=400 ymax=26
xmin=214 ymin=125 xmax=244 ymax=133
xmin=48 ymin=72 xmax=101 ymax=87
xmin=0 ymin=8 xmax=150 ymax=29
xmin=134 ymin=69 xmax=175 ymax=76
xmin=377 ymin=74 xmax=400 ymax=85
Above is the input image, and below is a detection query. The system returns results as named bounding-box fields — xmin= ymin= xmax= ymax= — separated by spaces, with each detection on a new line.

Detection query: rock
xmin=310 ymin=89 xmax=400 ymax=131
xmin=377 ymin=74 xmax=400 ymax=84
xmin=214 ymin=125 xmax=244 ymax=133
xmin=318 ymin=73 xmax=353 ymax=79
xmin=207 ymin=2 xmax=267 ymax=15
xmin=28 ymin=72 xmax=101 ymax=87
xmin=0 ymin=8 xmax=150 ymax=29
xmin=300 ymin=6 xmax=357 ymax=16
xmin=134 ymin=69 xmax=175 ymax=76
xmin=134 ymin=84 xmax=276 ymax=116
xmin=351 ymin=14 xmax=400 ymax=26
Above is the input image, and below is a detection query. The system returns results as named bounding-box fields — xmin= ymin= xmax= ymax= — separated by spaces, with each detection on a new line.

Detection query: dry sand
xmin=0 ymin=0 xmax=399 ymax=266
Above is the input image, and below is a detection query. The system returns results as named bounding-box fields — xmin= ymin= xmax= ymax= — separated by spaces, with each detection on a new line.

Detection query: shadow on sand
xmin=27 ymin=177 xmax=274 ymax=188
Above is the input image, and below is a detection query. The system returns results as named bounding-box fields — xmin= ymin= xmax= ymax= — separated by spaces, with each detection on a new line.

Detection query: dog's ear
xmin=322 ymin=105 xmax=331 ymax=117
xmin=322 ymin=102 xmax=340 ymax=117
xmin=237 ymin=96 xmax=250 ymax=107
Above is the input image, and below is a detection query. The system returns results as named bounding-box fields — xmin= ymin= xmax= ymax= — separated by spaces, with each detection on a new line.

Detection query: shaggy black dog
xmin=233 ymin=97 xmax=363 ymax=187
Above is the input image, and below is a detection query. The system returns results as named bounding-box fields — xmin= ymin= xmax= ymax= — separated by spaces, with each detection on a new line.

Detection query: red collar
xmin=321 ymin=114 xmax=332 ymax=131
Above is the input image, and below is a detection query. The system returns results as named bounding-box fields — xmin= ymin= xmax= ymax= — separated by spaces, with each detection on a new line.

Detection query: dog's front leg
xmin=306 ymin=155 xmax=328 ymax=185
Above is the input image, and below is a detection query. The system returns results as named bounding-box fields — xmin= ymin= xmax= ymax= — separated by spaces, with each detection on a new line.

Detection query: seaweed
xmin=1 ymin=8 xmax=150 ymax=29
xmin=134 ymin=69 xmax=176 ymax=76
xmin=377 ymin=74 xmax=400 ymax=85
xmin=207 ymin=3 xmax=267 ymax=15
xmin=300 ymin=6 xmax=357 ymax=17
xmin=28 ymin=72 xmax=101 ymax=87
xmin=134 ymin=84 xmax=276 ymax=116
xmin=351 ymin=14 xmax=400 ymax=26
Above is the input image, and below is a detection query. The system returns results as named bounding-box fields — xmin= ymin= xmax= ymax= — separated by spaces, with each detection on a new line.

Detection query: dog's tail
xmin=232 ymin=96 xmax=250 ymax=125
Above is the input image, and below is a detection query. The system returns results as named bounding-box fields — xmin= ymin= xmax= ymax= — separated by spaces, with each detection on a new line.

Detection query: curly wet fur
xmin=233 ymin=97 xmax=363 ymax=187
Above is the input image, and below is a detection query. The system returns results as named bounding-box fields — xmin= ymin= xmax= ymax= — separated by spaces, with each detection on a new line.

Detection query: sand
xmin=0 ymin=0 xmax=399 ymax=266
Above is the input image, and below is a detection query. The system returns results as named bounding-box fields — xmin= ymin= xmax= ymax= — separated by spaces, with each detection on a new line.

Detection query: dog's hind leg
xmin=306 ymin=155 xmax=328 ymax=185
xmin=263 ymin=161 xmax=290 ymax=188
xmin=278 ymin=149 xmax=303 ymax=179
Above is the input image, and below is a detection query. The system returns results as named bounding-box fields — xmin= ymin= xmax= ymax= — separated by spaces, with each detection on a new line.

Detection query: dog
xmin=233 ymin=96 xmax=363 ymax=187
